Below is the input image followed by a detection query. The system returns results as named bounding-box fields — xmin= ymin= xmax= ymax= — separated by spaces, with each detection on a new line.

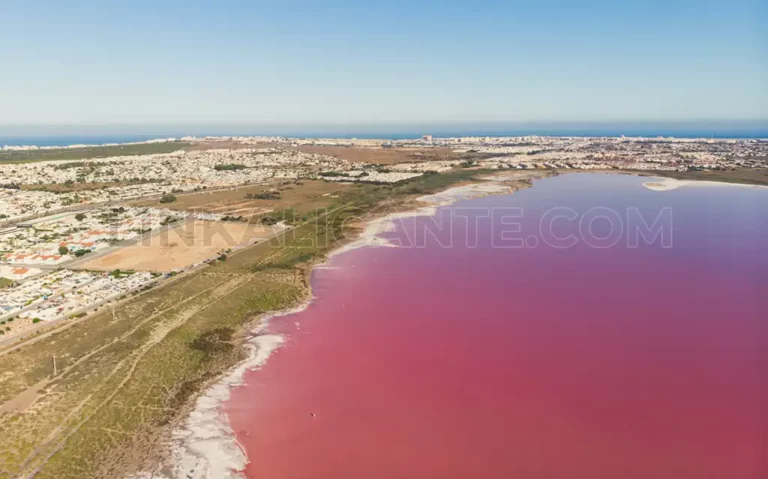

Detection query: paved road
xmin=0 ymin=221 xmax=295 ymax=352
xmin=1 ymin=219 xmax=193 ymax=272
xmin=0 ymin=277 xmax=101 ymax=322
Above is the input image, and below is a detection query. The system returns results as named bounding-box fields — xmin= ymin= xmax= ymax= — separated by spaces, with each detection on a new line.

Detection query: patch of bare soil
xmin=80 ymin=221 xmax=282 ymax=272
xmin=288 ymin=145 xmax=459 ymax=165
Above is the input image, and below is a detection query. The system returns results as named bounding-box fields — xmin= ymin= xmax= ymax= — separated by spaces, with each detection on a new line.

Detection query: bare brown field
xmin=133 ymin=179 xmax=361 ymax=216
xmin=0 ymin=169 xmax=490 ymax=479
xmin=79 ymin=221 xmax=282 ymax=272
xmin=181 ymin=141 xmax=460 ymax=166
xmin=287 ymin=145 xmax=458 ymax=164
xmin=183 ymin=140 xmax=278 ymax=151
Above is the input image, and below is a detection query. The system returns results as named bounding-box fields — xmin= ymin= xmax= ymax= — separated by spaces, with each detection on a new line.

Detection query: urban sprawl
xmin=1 ymin=134 xmax=766 ymax=341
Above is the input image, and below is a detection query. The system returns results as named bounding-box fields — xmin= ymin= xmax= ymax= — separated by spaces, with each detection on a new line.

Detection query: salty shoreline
xmin=330 ymin=182 xmax=520 ymax=256
xmin=642 ymin=176 xmax=768 ymax=191
xmin=139 ymin=174 xmax=546 ymax=479
xmin=133 ymin=169 xmax=764 ymax=478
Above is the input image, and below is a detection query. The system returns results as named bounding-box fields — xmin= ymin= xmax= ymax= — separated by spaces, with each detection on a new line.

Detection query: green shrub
xmin=214 ymin=164 xmax=246 ymax=171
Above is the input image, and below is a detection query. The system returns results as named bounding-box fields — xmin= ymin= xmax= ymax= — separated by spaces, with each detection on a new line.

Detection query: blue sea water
xmin=1 ymin=122 xmax=767 ymax=146
xmin=0 ymin=135 xmax=176 ymax=147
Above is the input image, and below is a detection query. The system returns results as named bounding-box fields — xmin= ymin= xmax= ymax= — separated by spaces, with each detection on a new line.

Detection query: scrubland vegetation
xmin=0 ymin=168 xmax=488 ymax=478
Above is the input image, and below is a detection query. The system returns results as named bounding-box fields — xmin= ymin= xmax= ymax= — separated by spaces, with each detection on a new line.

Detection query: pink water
xmin=226 ymin=174 xmax=767 ymax=479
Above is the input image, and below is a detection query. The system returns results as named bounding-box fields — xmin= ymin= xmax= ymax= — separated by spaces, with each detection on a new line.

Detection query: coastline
xmin=1 ymin=137 xmax=181 ymax=150
xmin=211 ymin=173 xmax=767 ymax=479
xmin=329 ymin=182 xmax=521 ymax=257
xmin=126 ymin=168 xmax=765 ymax=478
xmin=3 ymin=125 xmax=767 ymax=150
xmin=641 ymin=176 xmax=768 ymax=191
xmin=151 ymin=309 xmax=297 ymax=479
xmin=138 ymin=173 xmax=547 ymax=479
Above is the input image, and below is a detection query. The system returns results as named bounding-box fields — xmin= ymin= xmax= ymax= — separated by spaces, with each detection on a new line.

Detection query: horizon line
xmin=2 ymin=118 xmax=768 ymax=127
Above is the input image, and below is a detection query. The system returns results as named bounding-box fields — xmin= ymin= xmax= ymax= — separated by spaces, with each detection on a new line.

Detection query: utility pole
xmin=52 ymin=355 xmax=57 ymax=377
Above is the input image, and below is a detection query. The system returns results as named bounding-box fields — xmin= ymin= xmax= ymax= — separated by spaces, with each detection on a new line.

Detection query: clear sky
xmin=1 ymin=0 xmax=766 ymax=126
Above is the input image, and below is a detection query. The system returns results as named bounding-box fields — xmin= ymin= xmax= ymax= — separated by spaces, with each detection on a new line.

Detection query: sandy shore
xmin=130 ymin=173 xmax=546 ymax=479
xmin=127 ymin=306 xmax=308 ymax=479
xmin=330 ymin=182 xmax=523 ymax=257
xmin=157 ymin=317 xmax=293 ymax=479
xmin=643 ymin=176 xmax=768 ymax=191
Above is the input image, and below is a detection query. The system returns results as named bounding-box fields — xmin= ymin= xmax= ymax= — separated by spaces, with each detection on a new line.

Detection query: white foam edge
xmin=130 ymin=304 xmax=310 ymax=479
xmin=130 ymin=180 xmax=520 ymax=478
xmin=643 ymin=176 xmax=768 ymax=191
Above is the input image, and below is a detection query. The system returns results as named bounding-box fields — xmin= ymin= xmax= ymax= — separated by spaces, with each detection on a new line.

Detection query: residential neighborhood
xmin=0 ymin=134 xmax=766 ymax=342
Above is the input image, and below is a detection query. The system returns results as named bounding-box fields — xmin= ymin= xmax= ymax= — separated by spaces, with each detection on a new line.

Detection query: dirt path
xmin=18 ymin=274 xmax=254 ymax=478
xmin=4 ymin=205 xmax=346 ymax=478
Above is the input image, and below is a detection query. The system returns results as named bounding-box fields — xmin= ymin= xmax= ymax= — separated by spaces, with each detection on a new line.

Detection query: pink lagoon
xmin=225 ymin=173 xmax=766 ymax=479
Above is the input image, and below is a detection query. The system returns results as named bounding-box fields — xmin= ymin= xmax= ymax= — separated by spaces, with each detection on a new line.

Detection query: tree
xmin=75 ymin=213 xmax=87 ymax=221
xmin=58 ymin=245 xmax=69 ymax=255
xmin=160 ymin=193 xmax=177 ymax=203
xmin=214 ymin=164 xmax=246 ymax=171
xmin=254 ymin=191 xmax=281 ymax=200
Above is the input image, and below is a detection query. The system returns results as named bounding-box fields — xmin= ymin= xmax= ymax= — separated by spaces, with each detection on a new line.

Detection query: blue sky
xmin=1 ymin=0 xmax=766 ymax=126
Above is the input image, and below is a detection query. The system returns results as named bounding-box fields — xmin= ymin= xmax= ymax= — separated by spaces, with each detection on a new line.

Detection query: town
xmin=0 ymin=134 xmax=766 ymax=342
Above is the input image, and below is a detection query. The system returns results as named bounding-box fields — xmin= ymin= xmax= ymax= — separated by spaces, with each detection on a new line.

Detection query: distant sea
xmin=0 ymin=135 xmax=179 ymax=147
xmin=2 ymin=122 xmax=767 ymax=146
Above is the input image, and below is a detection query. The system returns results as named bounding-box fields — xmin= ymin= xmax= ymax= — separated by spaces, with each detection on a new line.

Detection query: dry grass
xmin=21 ymin=181 xmax=158 ymax=193
xmin=0 ymin=169 xmax=488 ymax=478
xmin=0 ymin=176 xmax=367 ymax=478
xmin=288 ymin=145 xmax=458 ymax=164
xmin=132 ymin=179 xmax=361 ymax=216
xmin=78 ymin=221 xmax=282 ymax=272
xmin=182 ymin=140 xmax=276 ymax=151
xmin=0 ymin=234 xmax=309 ymax=478
xmin=634 ymin=167 xmax=768 ymax=186
xmin=180 ymin=140 xmax=460 ymax=166
xmin=0 ymin=143 xmax=189 ymax=164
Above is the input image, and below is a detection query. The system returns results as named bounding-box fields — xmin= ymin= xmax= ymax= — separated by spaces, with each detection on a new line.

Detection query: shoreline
xmin=641 ymin=176 xmax=768 ymax=191
xmin=152 ymin=308 xmax=300 ymax=479
xmin=1 ymin=137 xmax=181 ymax=151
xmin=4 ymin=131 xmax=768 ymax=151
xmin=136 ymin=173 xmax=548 ymax=479
xmin=130 ymin=168 xmax=764 ymax=478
